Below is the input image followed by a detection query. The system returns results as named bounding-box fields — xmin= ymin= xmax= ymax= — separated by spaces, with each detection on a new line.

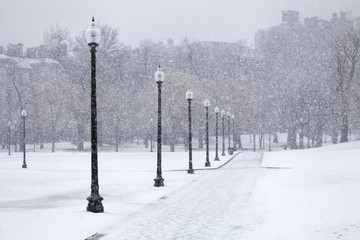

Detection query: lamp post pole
xmin=8 ymin=121 xmax=11 ymax=156
xmin=85 ymin=17 xmax=103 ymax=213
xmin=154 ymin=66 xmax=165 ymax=186
xmin=214 ymin=107 xmax=220 ymax=161
xmin=186 ymin=89 xmax=194 ymax=173
xmin=232 ymin=114 xmax=236 ymax=151
xmin=221 ymin=110 xmax=225 ymax=156
xmin=21 ymin=110 xmax=27 ymax=168
xmin=204 ymin=99 xmax=211 ymax=167
xmin=227 ymin=112 xmax=232 ymax=155
xmin=150 ymin=118 xmax=153 ymax=152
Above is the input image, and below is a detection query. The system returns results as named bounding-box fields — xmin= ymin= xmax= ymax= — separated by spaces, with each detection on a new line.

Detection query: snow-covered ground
xmin=1 ymin=140 xmax=359 ymax=239
xmin=0 ymin=147 xmax=234 ymax=240
xmin=260 ymin=141 xmax=360 ymax=240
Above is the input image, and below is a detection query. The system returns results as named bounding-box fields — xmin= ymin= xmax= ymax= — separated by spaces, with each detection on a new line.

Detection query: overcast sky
xmin=1 ymin=0 xmax=359 ymax=48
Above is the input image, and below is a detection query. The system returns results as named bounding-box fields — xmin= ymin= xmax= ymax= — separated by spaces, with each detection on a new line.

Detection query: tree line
xmin=1 ymin=13 xmax=360 ymax=152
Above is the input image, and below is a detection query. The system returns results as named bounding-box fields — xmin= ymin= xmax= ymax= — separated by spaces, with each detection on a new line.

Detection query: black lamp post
xmin=221 ymin=110 xmax=226 ymax=156
xmin=154 ymin=66 xmax=165 ymax=186
xmin=21 ymin=110 xmax=27 ymax=168
xmin=186 ymin=88 xmax=194 ymax=174
xmin=85 ymin=17 xmax=104 ymax=213
xmin=227 ymin=111 xmax=232 ymax=155
xmin=8 ymin=121 xmax=11 ymax=156
xmin=232 ymin=114 xmax=236 ymax=151
xmin=150 ymin=118 xmax=153 ymax=152
xmin=214 ymin=106 xmax=220 ymax=161
xmin=204 ymin=99 xmax=211 ymax=167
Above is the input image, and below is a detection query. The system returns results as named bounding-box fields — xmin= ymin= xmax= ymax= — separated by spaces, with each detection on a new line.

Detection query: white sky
xmin=0 ymin=0 xmax=359 ymax=48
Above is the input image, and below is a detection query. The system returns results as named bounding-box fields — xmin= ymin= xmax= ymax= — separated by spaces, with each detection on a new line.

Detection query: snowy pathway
xmin=97 ymin=152 xmax=267 ymax=240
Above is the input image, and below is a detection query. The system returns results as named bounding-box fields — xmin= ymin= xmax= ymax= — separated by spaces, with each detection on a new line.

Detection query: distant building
xmin=26 ymin=43 xmax=68 ymax=60
xmin=7 ymin=43 xmax=24 ymax=57
xmin=282 ymin=10 xmax=300 ymax=25
xmin=167 ymin=38 xmax=174 ymax=47
xmin=26 ymin=45 xmax=48 ymax=59
xmin=192 ymin=40 xmax=253 ymax=58
xmin=254 ymin=30 xmax=268 ymax=56
xmin=254 ymin=11 xmax=355 ymax=53
xmin=304 ymin=17 xmax=319 ymax=29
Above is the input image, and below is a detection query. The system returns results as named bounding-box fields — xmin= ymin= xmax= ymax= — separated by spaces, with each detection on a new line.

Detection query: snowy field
xmin=0 ymin=145 xmax=234 ymax=240
xmin=0 ymin=138 xmax=360 ymax=239
xmin=260 ymin=141 xmax=360 ymax=239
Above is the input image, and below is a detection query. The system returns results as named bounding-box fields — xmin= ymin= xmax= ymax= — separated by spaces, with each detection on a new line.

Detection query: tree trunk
xmin=315 ymin=126 xmax=323 ymax=147
xmin=299 ymin=131 xmax=304 ymax=149
xmin=273 ymin=133 xmax=278 ymax=143
xmin=170 ymin=141 xmax=175 ymax=152
xmin=144 ymin=138 xmax=148 ymax=148
xmin=263 ymin=134 xmax=265 ymax=149
xmin=184 ymin=135 xmax=188 ymax=152
xmin=115 ymin=137 xmax=119 ymax=152
xmin=268 ymin=133 xmax=271 ymax=151
xmin=199 ymin=120 xmax=203 ymax=149
xmin=238 ymin=134 xmax=242 ymax=150
xmin=331 ymin=129 xmax=338 ymax=144
xmin=287 ymin=127 xmax=298 ymax=150
xmin=253 ymin=134 xmax=256 ymax=152
xmin=14 ymin=129 xmax=18 ymax=152
xmin=77 ymin=124 xmax=85 ymax=151
xmin=52 ymin=122 xmax=56 ymax=153
xmin=339 ymin=112 xmax=348 ymax=143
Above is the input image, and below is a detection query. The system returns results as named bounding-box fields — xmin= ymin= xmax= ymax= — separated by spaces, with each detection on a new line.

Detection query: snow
xmin=99 ymin=151 xmax=266 ymax=240
xmin=0 ymin=148 xmax=234 ymax=240
xmin=259 ymin=141 xmax=360 ymax=239
xmin=0 ymin=53 xmax=59 ymax=69
xmin=1 ymin=141 xmax=360 ymax=239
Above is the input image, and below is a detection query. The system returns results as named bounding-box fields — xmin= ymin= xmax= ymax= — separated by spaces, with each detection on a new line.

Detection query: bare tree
xmin=334 ymin=28 xmax=360 ymax=142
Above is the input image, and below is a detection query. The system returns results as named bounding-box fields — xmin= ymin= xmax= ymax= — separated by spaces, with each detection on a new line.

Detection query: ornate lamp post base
xmin=154 ymin=176 xmax=164 ymax=187
xmin=221 ymin=152 xmax=225 ymax=156
xmin=22 ymin=164 xmax=27 ymax=168
xmin=205 ymin=162 xmax=211 ymax=167
xmin=187 ymin=169 xmax=194 ymax=174
xmin=214 ymin=156 xmax=220 ymax=161
xmin=87 ymin=193 xmax=104 ymax=213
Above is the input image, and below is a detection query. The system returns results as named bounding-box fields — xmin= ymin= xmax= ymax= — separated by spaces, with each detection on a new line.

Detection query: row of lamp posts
xmin=185 ymin=88 xmax=235 ymax=174
xmin=152 ymin=70 xmax=236 ymax=184
xmin=11 ymin=18 xmax=237 ymax=213
xmin=83 ymin=16 xmax=237 ymax=209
